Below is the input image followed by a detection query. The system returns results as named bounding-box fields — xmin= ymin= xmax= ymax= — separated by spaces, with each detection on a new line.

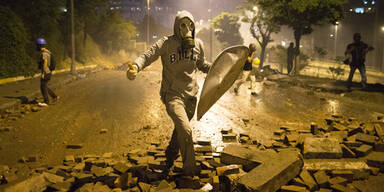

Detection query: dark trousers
xmin=40 ymin=74 xmax=57 ymax=103
xmin=287 ymin=60 xmax=293 ymax=74
xmin=347 ymin=64 xmax=367 ymax=88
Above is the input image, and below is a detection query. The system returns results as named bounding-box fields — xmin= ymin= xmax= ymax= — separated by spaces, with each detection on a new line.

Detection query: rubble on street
xmin=1 ymin=115 xmax=384 ymax=191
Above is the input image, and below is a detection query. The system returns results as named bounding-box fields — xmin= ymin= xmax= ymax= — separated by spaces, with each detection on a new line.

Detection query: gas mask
xmin=179 ymin=17 xmax=195 ymax=49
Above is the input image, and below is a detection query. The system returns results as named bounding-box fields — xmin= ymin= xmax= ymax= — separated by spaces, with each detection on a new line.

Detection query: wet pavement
xmin=0 ymin=61 xmax=383 ymax=189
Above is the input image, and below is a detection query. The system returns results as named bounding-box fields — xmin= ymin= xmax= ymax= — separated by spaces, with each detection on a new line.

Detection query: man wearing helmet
xmin=126 ymin=11 xmax=211 ymax=176
xmin=36 ymin=38 xmax=58 ymax=106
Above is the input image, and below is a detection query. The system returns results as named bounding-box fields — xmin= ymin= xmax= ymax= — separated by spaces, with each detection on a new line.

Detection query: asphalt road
xmin=1 ymin=62 xmax=383 ymax=170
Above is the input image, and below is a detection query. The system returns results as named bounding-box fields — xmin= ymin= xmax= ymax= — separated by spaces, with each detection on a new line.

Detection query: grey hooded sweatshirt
xmin=134 ymin=10 xmax=210 ymax=101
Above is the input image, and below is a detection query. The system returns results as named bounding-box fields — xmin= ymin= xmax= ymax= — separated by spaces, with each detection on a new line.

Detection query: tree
xmin=238 ymin=0 xmax=281 ymax=69
xmin=98 ymin=11 xmax=136 ymax=52
xmin=0 ymin=6 xmax=33 ymax=78
xmin=258 ymin=0 xmax=347 ymax=74
xmin=211 ymin=12 xmax=243 ymax=47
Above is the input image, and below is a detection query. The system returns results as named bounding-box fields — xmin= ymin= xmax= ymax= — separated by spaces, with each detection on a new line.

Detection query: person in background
xmin=234 ymin=43 xmax=257 ymax=96
xmin=345 ymin=33 xmax=374 ymax=90
xmin=287 ymin=42 xmax=295 ymax=75
xmin=36 ymin=38 xmax=58 ymax=106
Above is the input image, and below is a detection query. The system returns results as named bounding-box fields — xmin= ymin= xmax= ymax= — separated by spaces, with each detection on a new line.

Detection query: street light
xmin=147 ymin=0 xmax=149 ymax=47
xmin=381 ymin=26 xmax=384 ymax=32
xmin=334 ymin=22 xmax=339 ymax=59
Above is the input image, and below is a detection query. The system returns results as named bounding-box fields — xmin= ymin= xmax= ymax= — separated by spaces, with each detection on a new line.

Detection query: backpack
xmin=49 ymin=54 xmax=56 ymax=71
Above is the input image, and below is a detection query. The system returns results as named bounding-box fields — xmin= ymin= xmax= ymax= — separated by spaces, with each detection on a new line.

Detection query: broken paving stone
xmin=113 ymin=162 xmax=131 ymax=174
xmin=238 ymin=150 xmax=303 ymax=192
xmin=216 ymin=164 xmax=241 ymax=176
xmin=73 ymin=173 xmax=93 ymax=185
xmin=331 ymin=184 xmax=348 ymax=192
xmin=374 ymin=123 xmax=384 ymax=140
xmin=138 ymin=182 xmax=152 ymax=192
xmin=313 ymin=170 xmax=329 ymax=188
xmin=220 ymin=144 xmax=277 ymax=171
xmin=47 ymin=181 xmax=72 ymax=191
xmin=351 ymin=175 xmax=384 ymax=192
xmin=100 ymin=129 xmax=108 ymax=134
xmin=4 ymin=173 xmax=46 ymax=192
xmin=66 ymin=144 xmax=83 ymax=149
xmin=274 ymin=129 xmax=285 ymax=136
xmin=303 ymin=159 xmax=370 ymax=180
xmin=341 ymin=144 xmax=356 ymax=158
xmin=374 ymin=142 xmax=384 ymax=152
xmin=288 ymin=177 xmax=306 ymax=188
xmin=303 ymin=137 xmax=342 ymax=159
xmin=194 ymin=145 xmax=212 ymax=153
xmin=368 ymin=167 xmax=380 ymax=177
xmin=329 ymin=177 xmax=348 ymax=186
xmin=354 ymin=144 xmax=373 ymax=157
xmin=222 ymin=133 xmax=237 ymax=141
xmin=343 ymin=140 xmax=362 ymax=148
xmin=366 ymin=151 xmax=384 ymax=170
xmin=156 ymin=180 xmax=172 ymax=191
xmin=43 ymin=172 xmax=64 ymax=184
xmin=355 ymin=133 xmax=377 ymax=145
xmin=64 ymin=155 xmax=75 ymax=163
xmin=221 ymin=127 xmax=232 ymax=134
xmin=280 ymin=185 xmax=307 ymax=192
xmin=102 ymin=152 xmax=113 ymax=158
xmin=299 ymin=169 xmax=317 ymax=191
xmin=73 ymin=163 xmax=85 ymax=172
xmin=197 ymin=139 xmax=211 ymax=146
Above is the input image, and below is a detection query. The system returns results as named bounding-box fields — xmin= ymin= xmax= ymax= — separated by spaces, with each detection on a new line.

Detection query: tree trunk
xmin=259 ymin=42 xmax=267 ymax=69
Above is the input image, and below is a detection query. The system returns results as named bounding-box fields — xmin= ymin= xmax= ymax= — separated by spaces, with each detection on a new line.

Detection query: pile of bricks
xmin=1 ymin=115 xmax=383 ymax=192
xmin=271 ymin=115 xmax=384 ymax=192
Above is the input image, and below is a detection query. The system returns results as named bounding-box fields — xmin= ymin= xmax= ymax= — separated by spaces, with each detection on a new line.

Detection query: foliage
xmin=196 ymin=27 xmax=226 ymax=62
xmin=97 ymin=11 xmax=136 ymax=53
xmin=0 ymin=6 xmax=33 ymax=78
xmin=0 ymin=0 xmax=137 ymax=78
xmin=238 ymin=0 xmax=281 ymax=68
xmin=258 ymin=0 xmax=347 ymax=52
xmin=328 ymin=66 xmax=345 ymax=80
xmin=211 ymin=12 xmax=243 ymax=47
xmin=314 ymin=46 xmax=328 ymax=59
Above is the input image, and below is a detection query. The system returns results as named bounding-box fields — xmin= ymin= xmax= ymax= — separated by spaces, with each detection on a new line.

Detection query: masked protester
xmin=345 ymin=33 xmax=374 ymax=90
xmin=36 ymin=38 xmax=58 ymax=106
xmin=126 ymin=10 xmax=211 ymax=176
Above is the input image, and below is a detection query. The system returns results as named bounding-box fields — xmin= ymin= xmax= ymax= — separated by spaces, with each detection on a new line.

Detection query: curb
xmin=0 ymin=66 xmax=102 ymax=115
xmin=0 ymin=65 xmax=97 ymax=85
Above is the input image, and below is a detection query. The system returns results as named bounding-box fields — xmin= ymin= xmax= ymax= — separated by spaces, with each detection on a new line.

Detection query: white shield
xmin=197 ymin=45 xmax=249 ymax=120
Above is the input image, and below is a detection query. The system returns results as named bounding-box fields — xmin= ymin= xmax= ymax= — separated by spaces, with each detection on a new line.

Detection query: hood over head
xmin=174 ymin=10 xmax=195 ymax=40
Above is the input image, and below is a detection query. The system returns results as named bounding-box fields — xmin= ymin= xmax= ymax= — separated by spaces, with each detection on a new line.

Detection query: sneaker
xmin=38 ymin=102 xmax=48 ymax=107
xmin=251 ymin=92 xmax=258 ymax=96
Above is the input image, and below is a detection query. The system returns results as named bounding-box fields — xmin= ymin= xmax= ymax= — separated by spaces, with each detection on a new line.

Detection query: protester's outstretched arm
xmin=134 ymin=37 xmax=166 ymax=72
xmin=126 ymin=37 xmax=166 ymax=80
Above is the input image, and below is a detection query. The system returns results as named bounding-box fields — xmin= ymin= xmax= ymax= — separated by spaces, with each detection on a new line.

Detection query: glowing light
xmin=281 ymin=41 xmax=286 ymax=46
xmin=355 ymin=8 xmax=364 ymax=14
xmin=381 ymin=26 xmax=384 ymax=32
xmin=330 ymin=34 xmax=334 ymax=37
